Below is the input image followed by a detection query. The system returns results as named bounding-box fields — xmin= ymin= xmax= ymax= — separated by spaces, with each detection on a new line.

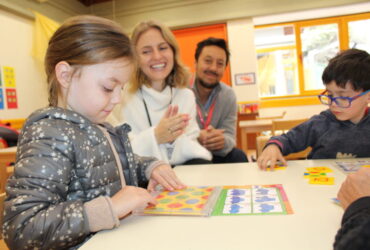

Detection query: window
xmin=255 ymin=13 xmax=370 ymax=101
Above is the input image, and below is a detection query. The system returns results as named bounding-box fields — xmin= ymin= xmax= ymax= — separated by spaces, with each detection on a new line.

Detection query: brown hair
xmin=129 ymin=20 xmax=189 ymax=93
xmin=45 ymin=15 xmax=134 ymax=106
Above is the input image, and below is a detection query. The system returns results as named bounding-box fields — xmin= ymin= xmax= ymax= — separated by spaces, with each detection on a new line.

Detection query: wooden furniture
xmin=0 ymin=118 xmax=25 ymax=130
xmin=239 ymin=119 xmax=273 ymax=153
xmin=256 ymin=110 xmax=286 ymax=120
xmin=0 ymin=147 xmax=16 ymax=193
xmin=236 ymin=112 xmax=258 ymax=150
xmin=80 ymin=159 xmax=348 ymax=250
xmin=256 ymin=118 xmax=311 ymax=159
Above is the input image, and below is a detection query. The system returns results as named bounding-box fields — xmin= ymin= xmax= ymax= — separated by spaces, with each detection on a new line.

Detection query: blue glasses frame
xmin=318 ymin=89 xmax=370 ymax=108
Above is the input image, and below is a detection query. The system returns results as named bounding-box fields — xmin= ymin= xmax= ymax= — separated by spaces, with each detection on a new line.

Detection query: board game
xmin=138 ymin=186 xmax=221 ymax=216
xmin=212 ymin=184 xmax=293 ymax=216
xmin=335 ymin=160 xmax=370 ymax=173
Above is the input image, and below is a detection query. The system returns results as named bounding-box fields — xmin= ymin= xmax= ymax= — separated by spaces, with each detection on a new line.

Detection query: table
xmin=239 ymin=119 xmax=272 ymax=152
xmin=81 ymin=159 xmax=349 ymax=250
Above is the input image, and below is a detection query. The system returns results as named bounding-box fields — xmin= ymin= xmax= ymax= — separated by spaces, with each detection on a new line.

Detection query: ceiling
xmin=77 ymin=0 xmax=112 ymax=7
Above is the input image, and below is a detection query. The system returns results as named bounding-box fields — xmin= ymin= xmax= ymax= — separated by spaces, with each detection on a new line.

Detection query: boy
xmin=258 ymin=49 xmax=370 ymax=170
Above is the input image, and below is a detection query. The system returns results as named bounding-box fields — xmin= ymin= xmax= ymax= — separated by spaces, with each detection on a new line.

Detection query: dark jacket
xmin=266 ymin=109 xmax=370 ymax=159
xmin=334 ymin=196 xmax=370 ymax=250
xmin=2 ymin=107 xmax=157 ymax=249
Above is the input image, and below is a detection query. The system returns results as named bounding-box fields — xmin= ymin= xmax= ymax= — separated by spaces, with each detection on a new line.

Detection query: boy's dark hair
xmin=195 ymin=37 xmax=230 ymax=65
xmin=322 ymin=48 xmax=370 ymax=91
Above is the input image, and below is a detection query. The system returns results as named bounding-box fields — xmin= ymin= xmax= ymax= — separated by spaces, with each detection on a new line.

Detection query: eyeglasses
xmin=318 ymin=89 xmax=370 ymax=108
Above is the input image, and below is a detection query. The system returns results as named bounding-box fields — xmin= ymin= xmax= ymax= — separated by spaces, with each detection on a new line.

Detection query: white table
xmin=81 ymin=160 xmax=349 ymax=250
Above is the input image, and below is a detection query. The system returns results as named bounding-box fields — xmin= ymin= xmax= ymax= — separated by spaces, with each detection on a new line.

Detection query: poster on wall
xmin=5 ymin=88 xmax=18 ymax=109
xmin=0 ymin=66 xmax=18 ymax=109
xmin=0 ymin=89 xmax=4 ymax=110
xmin=3 ymin=66 xmax=16 ymax=88
xmin=235 ymin=72 xmax=255 ymax=85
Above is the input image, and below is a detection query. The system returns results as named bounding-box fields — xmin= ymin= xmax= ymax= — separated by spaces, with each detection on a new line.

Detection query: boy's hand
xmin=338 ymin=167 xmax=370 ymax=210
xmin=111 ymin=186 xmax=157 ymax=219
xmin=148 ymin=164 xmax=186 ymax=192
xmin=257 ymin=144 xmax=287 ymax=171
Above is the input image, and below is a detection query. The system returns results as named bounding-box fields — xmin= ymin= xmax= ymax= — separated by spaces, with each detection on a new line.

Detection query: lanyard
xmin=140 ymin=87 xmax=172 ymax=127
xmin=196 ymin=99 xmax=216 ymax=129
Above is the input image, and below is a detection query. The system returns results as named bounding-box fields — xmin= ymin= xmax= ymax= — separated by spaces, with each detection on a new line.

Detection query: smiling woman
xmin=115 ymin=20 xmax=212 ymax=166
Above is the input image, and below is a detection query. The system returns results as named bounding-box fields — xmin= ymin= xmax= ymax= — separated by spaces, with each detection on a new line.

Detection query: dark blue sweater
xmin=267 ymin=109 xmax=370 ymax=159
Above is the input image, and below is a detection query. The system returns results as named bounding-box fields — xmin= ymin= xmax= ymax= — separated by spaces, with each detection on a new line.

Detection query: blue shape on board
xmin=185 ymin=199 xmax=199 ymax=204
xmin=180 ymin=208 xmax=194 ymax=211
xmin=255 ymin=188 xmax=269 ymax=195
xmin=229 ymin=204 xmax=241 ymax=213
xmin=259 ymin=203 xmax=274 ymax=212
xmin=231 ymin=196 xmax=245 ymax=203
xmin=168 ymin=191 xmax=179 ymax=196
xmin=255 ymin=196 xmax=275 ymax=202
xmin=231 ymin=189 xmax=246 ymax=195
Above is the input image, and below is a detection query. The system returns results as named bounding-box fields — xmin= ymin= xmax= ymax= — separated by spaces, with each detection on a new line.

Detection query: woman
xmin=118 ymin=20 xmax=212 ymax=166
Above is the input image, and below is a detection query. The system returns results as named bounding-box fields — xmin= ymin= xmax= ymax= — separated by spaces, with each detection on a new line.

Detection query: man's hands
xmin=155 ymin=105 xmax=189 ymax=144
xmin=198 ymin=125 xmax=225 ymax=151
xmin=338 ymin=167 xmax=370 ymax=210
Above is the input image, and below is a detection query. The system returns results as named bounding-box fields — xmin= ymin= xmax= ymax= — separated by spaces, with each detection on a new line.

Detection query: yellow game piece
xmin=267 ymin=165 xmax=287 ymax=171
xmin=362 ymin=165 xmax=370 ymax=168
xmin=309 ymin=176 xmax=334 ymax=185
xmin=306 ymin=167 xmax=333 ymax=173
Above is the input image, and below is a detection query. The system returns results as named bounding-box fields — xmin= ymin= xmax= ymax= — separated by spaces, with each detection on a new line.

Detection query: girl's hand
xmin=154 ymin=105 xmax=190 ymax=144
xmin=257 ymin=144 xmax=287 ymax=171
xmin=111 ymin=186 xmax=157 ymax=219
xmin=147 ymin=164 xmax=186 ymax=192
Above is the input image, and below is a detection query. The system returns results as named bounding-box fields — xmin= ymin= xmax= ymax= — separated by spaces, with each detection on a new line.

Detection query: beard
xmin=198 ymin=78 xmax=219 ymax=89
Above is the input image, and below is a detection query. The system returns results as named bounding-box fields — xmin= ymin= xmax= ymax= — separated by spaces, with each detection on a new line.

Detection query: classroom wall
xmin=0 ymin=8 xmax=48 ymax=119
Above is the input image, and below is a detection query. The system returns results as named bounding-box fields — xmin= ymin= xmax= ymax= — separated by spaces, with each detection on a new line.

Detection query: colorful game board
xmin=335 ymin=160 xmax=370 ymax=173
xmin=304 ymin=166 xmax=335 ymax=185
xmin=212 ymin=184 xmax=293 ymax=216
xmin=139 ymin=186 xmax=221 ymax=216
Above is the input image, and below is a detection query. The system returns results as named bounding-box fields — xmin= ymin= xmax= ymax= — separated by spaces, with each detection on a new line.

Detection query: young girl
xmin=2 ymin=15 xmax=185 ymax=249
xmin=114 ymin=20 xmax=212 ymax=166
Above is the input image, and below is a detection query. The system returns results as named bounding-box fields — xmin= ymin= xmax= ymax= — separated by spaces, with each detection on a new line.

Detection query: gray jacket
xmin=193 ymin=81 xmax=237 ymax=156
xmin=2 ymin=107 xmax=157 ymax=249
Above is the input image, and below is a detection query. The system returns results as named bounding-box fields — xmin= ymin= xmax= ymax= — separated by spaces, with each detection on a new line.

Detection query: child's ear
xmin=55 ymin=61 xmax=72 ymax=89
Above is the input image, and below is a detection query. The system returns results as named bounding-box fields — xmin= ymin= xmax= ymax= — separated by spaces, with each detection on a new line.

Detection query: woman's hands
xmin=147 ymin=164 xmax=186 ymax=192
xmin=155 ymin=105 xmax=190 ymax=144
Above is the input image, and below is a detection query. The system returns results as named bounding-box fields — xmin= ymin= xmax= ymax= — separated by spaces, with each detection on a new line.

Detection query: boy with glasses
xmin=258 ymin=49 xmax=370 ymax=170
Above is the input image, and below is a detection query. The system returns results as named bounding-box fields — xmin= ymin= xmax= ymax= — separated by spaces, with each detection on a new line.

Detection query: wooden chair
xmin=256 ymin=110 xmax=286 ymax=120
xmin=256 ymin=118 xmax=311 ymax=160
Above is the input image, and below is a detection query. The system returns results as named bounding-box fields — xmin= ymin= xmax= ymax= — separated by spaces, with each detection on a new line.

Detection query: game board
xmin=139 ymin=186 xmax=221 ymax=216
xmin=335 ymin=160 xmax=370 ymax=173
xmin=212 ymin=184 xmax=293 ymax=216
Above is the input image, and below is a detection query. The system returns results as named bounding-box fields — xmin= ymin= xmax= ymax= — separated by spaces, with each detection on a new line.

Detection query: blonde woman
xmin=120 ymin=20 xmax=212 ymax=166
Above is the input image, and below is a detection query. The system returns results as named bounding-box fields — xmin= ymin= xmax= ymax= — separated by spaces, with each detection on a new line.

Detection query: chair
xmin=256 ymin=110 xmax=286 ymax=120
xmin=1 ymin=192 xmax=5 ymax=239
xmin=256 ymin=118 xmax=311 ymax=160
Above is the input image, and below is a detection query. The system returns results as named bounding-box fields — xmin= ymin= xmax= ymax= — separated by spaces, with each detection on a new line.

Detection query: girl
xmin=3 ymin=15 xmax=184 ymax=249
xmin=116 ymin=20 xmax=212 ymax=166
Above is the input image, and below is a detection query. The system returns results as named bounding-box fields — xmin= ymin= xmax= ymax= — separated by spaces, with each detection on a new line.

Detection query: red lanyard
xmin=196 ymin=100 xmax=216 ymax=129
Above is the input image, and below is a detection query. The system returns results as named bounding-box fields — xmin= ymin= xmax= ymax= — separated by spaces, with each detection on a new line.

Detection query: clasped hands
xmin=198 ymin=125 xmax=225 ymax=151
xmin=155 ymin=105 xmax=190 ymax=144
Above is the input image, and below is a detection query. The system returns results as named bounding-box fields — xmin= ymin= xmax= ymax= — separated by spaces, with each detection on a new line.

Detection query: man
xmin=334 ymin=167 xmax=370 ymax=249
xmin=192 ymin=37 xmax=248 ymax=163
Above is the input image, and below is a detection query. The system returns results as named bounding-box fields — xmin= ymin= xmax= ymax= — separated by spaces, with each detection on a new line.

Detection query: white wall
xmin=227 ymin=18 xmax=259 ymax=104
xmin=0 ymin=8 xmax=48 ymax=119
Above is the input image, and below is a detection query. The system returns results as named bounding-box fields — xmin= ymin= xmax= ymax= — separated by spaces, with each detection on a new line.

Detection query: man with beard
xmin=191 ymin=37 xmax=248 ymax=163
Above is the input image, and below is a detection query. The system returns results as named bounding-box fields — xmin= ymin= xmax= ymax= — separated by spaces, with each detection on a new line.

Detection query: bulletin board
xmin=0 ymin=66 xmax=18 ymax=110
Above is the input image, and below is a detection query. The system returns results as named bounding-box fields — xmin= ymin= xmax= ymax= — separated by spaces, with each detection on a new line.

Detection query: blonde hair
xmin=45 ymin=15 xmax=134 ymax=106
xmin=129 ymin=20 xmax=189 ymax=93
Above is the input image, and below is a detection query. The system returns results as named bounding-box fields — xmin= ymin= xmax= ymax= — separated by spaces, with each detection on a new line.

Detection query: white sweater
xmin=121 ymin=85 xmax=212 ymax=165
